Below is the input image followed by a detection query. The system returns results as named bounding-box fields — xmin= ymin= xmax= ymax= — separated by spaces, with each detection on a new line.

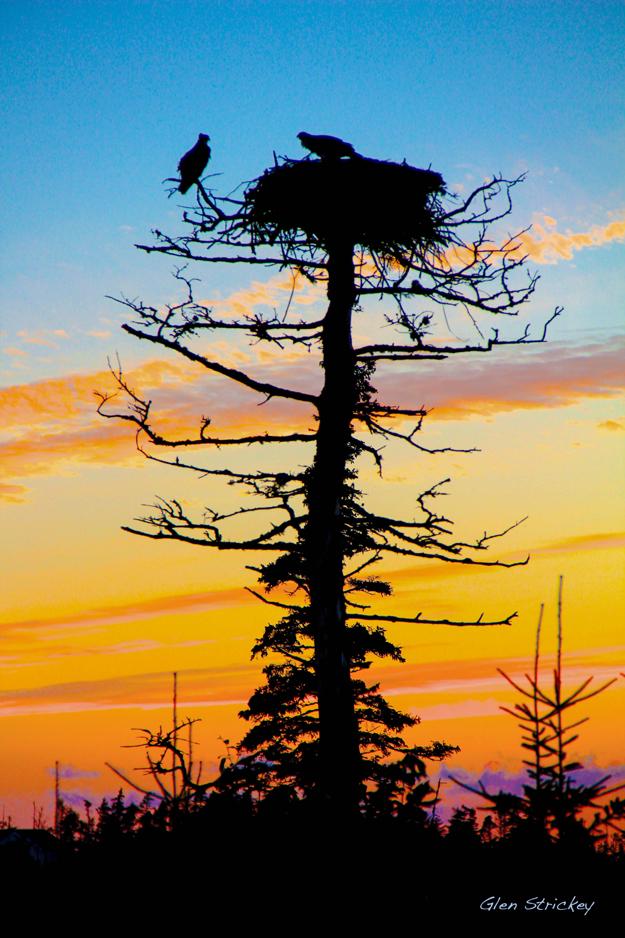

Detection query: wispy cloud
xmin=1 ymin=317 xmax=623 ymax=501
xmin=0 ymin=422 xmax=143 ymax=484
xmin=46 ymin=764 xmax=100 ymax=780
xmin=203 ymin=269 xmax=323 ymax=319
xmin=538 ymin=530 xmax=625 ymax=553
xmin=16 ymin=329 xmax=69 ymax=348
xmin=515 ymin=213 xmax=625 ymax=265
xmin=0 ymin=665 xmax=256 ymax=717
xmin=0 ymin=360 xmax=190 ymax=431
xmin=0 ymin=586 xmax=252 ymax=637
xmin=442 ymin=759 xmax=625 ymax=795
xmin=410 ymin=698 xmax=502 ymax=721
xmin=383 ymin=530 xmax=625 ymax=587
xmin=0 ymin=482 xmax=27 ymax=503
xmin=377 ymin=337 xmax=625 ymax=420
xmin=371 ymin=650 xmax=623 ymax=699
xmin=0 ymin=353 xmax=316 ymax=500
xmin=598 ymin=418 xmax=624 ymax=432
xmin=86 ymin=330 xmax=112 ymax=339
xmin=3 ymin=646 xmax=619 ymax=719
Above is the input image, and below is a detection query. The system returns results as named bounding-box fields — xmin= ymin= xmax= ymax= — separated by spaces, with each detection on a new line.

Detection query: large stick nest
xmin=245 ymin=156 xmax=448 ymax=253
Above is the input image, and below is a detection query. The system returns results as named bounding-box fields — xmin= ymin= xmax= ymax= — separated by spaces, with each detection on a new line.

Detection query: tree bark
xmin=305 ymin=237 xmax=361 ymax=818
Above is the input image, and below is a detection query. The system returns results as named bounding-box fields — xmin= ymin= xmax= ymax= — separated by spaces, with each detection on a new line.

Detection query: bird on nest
xmin=177 ymin=133 xmax=211 ymax=194
xmin=297 ymin=132 xmax=359 ymax=160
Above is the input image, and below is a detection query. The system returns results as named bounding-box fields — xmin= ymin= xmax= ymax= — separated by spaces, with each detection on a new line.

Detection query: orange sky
xmin=1 ymin=207 xmax=624 ymax=826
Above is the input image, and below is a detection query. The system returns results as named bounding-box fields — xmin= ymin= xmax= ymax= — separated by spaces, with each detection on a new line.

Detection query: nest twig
xmin=245 ymin=156 xmax=448 ymax=254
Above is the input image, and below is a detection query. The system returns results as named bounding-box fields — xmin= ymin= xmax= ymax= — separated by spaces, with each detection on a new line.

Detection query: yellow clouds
xmin=204 ymin=269 xmax=323 ymax=319
xmin=0 ymin=423 xmax=141 ymax=481
xmin=514 ymin=213 xmax=625 ymax=264
xmin=0 ymin=587 xmax=262 ymax=715
xmin=0 ymin=353 xmax=316 ymax=500
xmin=3 ymin=240 xmax=623 ymax=504
xmin=598 ymin=418 xmax=624 ymax=432
xmin=0 ymin=360 xmax=196 ymax=499
xmin=0 ymin=483 xmax=28 ymax=503
xmin=442 ymin=210 xmax=625 ymax=271
xmin=0 ymin=361 xmax=186 ymax=431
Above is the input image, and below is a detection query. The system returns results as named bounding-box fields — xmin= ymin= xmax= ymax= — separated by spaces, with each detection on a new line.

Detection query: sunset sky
xmin=1 ymin=0 xmax=624 ymax=825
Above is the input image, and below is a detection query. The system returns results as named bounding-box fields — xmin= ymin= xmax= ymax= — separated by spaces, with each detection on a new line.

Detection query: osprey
xmin=297 ymin=132 xmax=357 ymax=160
xmin=178 ymin=133 xmax=211 ymax=194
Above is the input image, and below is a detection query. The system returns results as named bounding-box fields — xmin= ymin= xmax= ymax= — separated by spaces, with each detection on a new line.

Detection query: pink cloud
xmin=16 ymin=329 xmax=69 ymax=348
xmin=375 ymin=337 xmax=625 ymax=419
xmin=1 ymin=333 xmax=623 ymax=502
xmin=0 ymin=354 xmax=317 ymax=500
xmin=538 ymin=531 xmax=625 ymax=553
xmin=0 ymin=665 xmax=257 ymax=717
xmin=1 ymin=586 xmax=253 ymax=636
xmin=0 ymin=483 xmax=28 ymax=503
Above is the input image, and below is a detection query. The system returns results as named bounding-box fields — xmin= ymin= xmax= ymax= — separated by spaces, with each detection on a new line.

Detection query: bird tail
xmin=178 ymin=181 xmax=192 ymax=194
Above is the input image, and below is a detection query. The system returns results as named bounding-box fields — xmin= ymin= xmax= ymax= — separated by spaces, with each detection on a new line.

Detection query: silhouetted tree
xmin=106 ymin=675 xmax=213 ymax=831
xmin=479 ymin=814 xmax=496 ymax=844
xmin=57 ymin=803 xmax=83 ymax=845
xmin=99 ymin=134 xmax=556 ymax=819
xmin=451 ymin=578 xmax=625 ymax=845
xmin=446 ymin=805 xmax=481 ymax=848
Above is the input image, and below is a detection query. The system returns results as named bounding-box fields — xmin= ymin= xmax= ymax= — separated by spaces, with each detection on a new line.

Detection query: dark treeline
xmin=5 ymin=583 xmax=623 ymax=921
xmin=3 ymin=787 xmax=624 ymax=922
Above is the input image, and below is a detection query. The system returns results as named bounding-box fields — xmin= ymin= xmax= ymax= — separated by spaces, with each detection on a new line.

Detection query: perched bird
xmin=177 ymin=133 xmax=211 ymax=194
xmin=297 ymin=131 xmax=357 ymax=160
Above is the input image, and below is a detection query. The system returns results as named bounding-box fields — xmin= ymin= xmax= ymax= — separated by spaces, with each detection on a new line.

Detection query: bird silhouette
xmin=297 ymin=132 xmax=358 ymax=160
xmin=178 ymin=133 xmax=211 ymax=194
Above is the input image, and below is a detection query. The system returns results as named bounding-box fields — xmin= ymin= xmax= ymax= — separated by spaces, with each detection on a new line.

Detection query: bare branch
xmin=121 ymin=323 xmax=318 ymax=405
xmin=347 ymin=611 xmax=517 ymax=627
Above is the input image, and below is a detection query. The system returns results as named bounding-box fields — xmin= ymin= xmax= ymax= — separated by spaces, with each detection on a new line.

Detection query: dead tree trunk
xmin=304 ymin=237 xmax=362 ymax=817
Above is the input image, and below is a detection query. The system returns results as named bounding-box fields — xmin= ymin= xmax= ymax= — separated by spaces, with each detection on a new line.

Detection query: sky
xmin=1 ymin=0 xmax=624 ymax=825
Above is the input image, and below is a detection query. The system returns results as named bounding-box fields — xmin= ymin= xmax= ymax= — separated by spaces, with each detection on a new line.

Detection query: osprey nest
xmin=245 ymin=156 xmax=448 ymax=253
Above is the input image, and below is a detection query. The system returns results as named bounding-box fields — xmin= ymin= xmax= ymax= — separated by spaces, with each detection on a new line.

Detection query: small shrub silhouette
xmin=451 ymin=577 xmax=625 ymax=846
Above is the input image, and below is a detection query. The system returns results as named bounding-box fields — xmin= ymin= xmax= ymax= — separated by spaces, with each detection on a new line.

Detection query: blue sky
xmin=1 ymin=0 xmax=624 ymax=372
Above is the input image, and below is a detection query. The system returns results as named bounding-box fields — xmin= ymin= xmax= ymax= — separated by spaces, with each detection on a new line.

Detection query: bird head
xmin=199 ymin=133 xmax=210 ymax=142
